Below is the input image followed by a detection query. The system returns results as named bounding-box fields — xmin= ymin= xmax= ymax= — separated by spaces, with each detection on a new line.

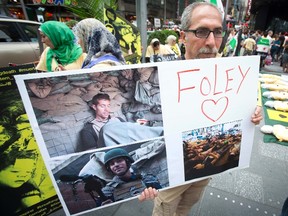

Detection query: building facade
xmin=0 ymin=0 xmax=78 ymax=22
xmin=0 ymin=0 xmax=179 ymax=26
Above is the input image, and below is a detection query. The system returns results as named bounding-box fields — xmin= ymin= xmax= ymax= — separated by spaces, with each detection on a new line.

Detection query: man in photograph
xmin=78 ymin=93 xmax=163 ymax=151
xmin=79 ymin=93 xmax=125 ymax=151
xmin=101 ymin=148 xmax=162 ymax=205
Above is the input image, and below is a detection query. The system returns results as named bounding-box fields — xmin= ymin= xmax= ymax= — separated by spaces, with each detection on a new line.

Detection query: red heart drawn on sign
xmin=201 ymin=97 xmax=229 ymax=122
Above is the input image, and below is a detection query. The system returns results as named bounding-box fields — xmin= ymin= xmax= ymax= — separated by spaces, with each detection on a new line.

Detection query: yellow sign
xmin=267 ymin=109 xmax=288 ymax=123
xmin=104 ymin=7 xmax=142 ymax=64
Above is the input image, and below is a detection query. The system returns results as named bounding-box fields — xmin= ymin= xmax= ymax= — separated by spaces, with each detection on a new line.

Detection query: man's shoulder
xmin=84 ymin=119 xmax=94 ymax=125
xmin=81 ymin=120 xmax=95 ymax=130
xmin=110 ymin=116 xmax=125 ymax=122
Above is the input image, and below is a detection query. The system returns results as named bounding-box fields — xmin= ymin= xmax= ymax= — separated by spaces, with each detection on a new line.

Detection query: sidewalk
xmin=261 ymin=61 xmax=285 ymax=74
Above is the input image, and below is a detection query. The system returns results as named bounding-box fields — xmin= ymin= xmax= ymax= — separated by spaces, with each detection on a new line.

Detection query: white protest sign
xmin=15 ymin=56 xmax=259 ymax=215
xmin=154 ymin=18 xmax=161 ymax=28
xmin=158 ymin=56 xmax=259 ymax=185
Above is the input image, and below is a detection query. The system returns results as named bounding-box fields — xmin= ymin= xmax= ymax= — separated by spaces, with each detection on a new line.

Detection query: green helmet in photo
xmin=104 ymin=148 xmax=134 ymax=168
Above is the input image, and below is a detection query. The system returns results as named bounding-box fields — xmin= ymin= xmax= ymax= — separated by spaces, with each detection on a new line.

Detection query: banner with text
xmin=15 ymin=56 xmax=259 ymax=215
xmin=0 ymin=64 xmax=61 ymax=216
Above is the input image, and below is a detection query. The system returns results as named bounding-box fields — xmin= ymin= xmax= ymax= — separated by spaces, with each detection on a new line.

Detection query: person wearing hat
xmin=101 ymin=148 xmax=162 ymax=205
xmin=145 ymin=38 xmax=171 ymax=61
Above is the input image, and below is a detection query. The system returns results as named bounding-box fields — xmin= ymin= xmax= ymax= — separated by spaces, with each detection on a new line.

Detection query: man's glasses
xmin=184 ymin=28 xmax=225 ymax=38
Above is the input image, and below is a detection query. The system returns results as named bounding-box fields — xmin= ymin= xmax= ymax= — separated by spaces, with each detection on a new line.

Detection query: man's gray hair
xmin=181 ymin=2 xmax=223 ymax=30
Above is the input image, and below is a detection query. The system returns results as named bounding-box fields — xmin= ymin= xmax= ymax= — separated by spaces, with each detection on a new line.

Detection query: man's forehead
xmin=98 ymin=99 xmax=110 ymax=102
xmin=109 ymin=157 xmax=125 ymax=164
xmin=190 ymin=6 xmax=222 ymax=28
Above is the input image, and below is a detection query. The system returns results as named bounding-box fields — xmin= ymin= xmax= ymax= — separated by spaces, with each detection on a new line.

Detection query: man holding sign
xmin=139 ymin=2 xmax=262 ymax=215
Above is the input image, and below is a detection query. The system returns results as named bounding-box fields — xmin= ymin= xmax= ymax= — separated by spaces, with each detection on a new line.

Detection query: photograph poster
xmin=0 ymin=64 xmax=61 ymax=216
xmin=14 ymin=56 xmax=260 ymax=215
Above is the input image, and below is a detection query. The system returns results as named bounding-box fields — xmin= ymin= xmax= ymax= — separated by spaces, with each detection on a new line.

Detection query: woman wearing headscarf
xmin=36 ymin=21 xmax=86 ymax=72
xmin=73 ymin=18 xmax=125 ymax=69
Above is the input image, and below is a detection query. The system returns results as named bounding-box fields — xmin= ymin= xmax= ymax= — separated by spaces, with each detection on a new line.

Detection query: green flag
xmin=206 ymin=0 xmax=224 ymax=19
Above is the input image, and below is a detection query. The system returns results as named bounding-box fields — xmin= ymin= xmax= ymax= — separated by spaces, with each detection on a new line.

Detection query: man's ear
xmin=91 ymin=104 xmax=97 ymax=111
xmin=181 ymin=31 xmax=187 ymax=43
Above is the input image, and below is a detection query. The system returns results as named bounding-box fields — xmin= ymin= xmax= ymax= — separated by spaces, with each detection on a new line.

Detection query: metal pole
xmin=225 ymin=0 xmax=229 ymax=19
xmin=164 ymin=0 xmax=166 ymax=23
xmin=136 ymin=0 xmax=147 ymax=63
xmin=20 ymin=0 xmax=29 ymax=20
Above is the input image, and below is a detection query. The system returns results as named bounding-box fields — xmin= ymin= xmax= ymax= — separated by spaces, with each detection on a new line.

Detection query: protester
xmin=279 ymin=31 xmax=286 ymax=64
xmin=223 ymin=27 xmax=237 ymax=57
xmin=255 ymin=31 xmax=271 ymax=69
xmin=267 ymin=30 xmax=274 ymax=44
xmin=178 ymin=30 xmax=186 ymax=58
xmin=253 ymin=30 xmax=262 ymax=44
xmin=145 ymin=38 xmax=171 ymax=61
xmin=36 ymin=21 xmax=86 ymax=72
xmin=243 ymin=35 xmax=256 ymax=56
xmin=72 ymin=18 xmax=125 ymax=69
xmin=270 ymin=34 xmax=281 ymax=62
xmin=165 ymin=34 xmax=181 ymax=58
xmin=282 ymin=44 xmax=288 ymax=73
xmin=234 ymin=26 xmax=244 ymax=56
xmin=139 ymin=2 xmax=263 ymax=215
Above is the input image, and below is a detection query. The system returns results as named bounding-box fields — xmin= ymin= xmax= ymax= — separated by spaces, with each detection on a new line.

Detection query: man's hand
xmin=138 ymin=187 xmax=158 ymax=202
xmin=251 ymin=105 xmax=263 ymax=125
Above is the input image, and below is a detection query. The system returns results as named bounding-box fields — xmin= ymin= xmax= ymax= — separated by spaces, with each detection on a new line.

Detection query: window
xmin=19 ymin=23 xmax=39 ymax=42
xmin=0 ymin=22 xmax=22 ymax=42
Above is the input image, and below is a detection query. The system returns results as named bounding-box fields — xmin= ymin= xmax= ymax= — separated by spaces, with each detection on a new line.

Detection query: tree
xmin=147 ymin=29 xmax=178 ymax=45
xmin=64 ymin=0 xmax=117 ymax=22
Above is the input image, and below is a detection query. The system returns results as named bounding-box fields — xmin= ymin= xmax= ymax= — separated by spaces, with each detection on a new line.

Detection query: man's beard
xmin=197 ymin=47 xmax=218 ymax=58
xmin=113 ymin=166 xmax=129 ymax=177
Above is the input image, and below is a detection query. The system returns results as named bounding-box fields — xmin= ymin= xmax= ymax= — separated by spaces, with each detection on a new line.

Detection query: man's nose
xmin=205 ymin=32 xmax=217 ymax=47
xmin=112 ymin=161 xmax=120 ymax=166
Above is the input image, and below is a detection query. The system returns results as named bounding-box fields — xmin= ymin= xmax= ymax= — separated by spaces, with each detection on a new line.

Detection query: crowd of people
xmin=34 ymin=11 xmax=288 ymax=74
xmin=5 ymin=0 xmax=288 ymax=215
xmin=223 ymin=26 xmax=288 ymax=72
xmin=145 ymin=17 xmax=288 ymax=72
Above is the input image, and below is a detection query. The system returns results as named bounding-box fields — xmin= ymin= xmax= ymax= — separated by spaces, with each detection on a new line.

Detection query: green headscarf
xmin=39 ymin=21 xmax=83 ymax=71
